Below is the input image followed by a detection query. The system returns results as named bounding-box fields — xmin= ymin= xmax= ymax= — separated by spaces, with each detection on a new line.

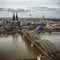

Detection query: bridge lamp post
xmin=22 ymin=35 xmax=25 ymax=38
xmin=31 ymin=43 xmax=33 ymax=48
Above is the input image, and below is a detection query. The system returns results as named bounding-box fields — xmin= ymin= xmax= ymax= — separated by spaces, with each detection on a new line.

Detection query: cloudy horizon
xmin=0 ymin=0 xmax=60 ymax=18
xmin=0 ymin=0 xmax=60 ymax=9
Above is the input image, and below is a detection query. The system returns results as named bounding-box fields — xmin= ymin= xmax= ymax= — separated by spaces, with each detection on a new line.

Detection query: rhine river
xmin=40 ymin=33 xmax=60 ymax=51
xmin=0 ymin=33 xmax=60 ymax=60
xmin=0 ymin=34 xmax=38 ymax=60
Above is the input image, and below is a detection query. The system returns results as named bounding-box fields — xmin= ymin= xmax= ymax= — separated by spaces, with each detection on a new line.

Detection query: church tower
xmin=12 ymin=13 xmax=15 ymax=20
xmin=16 ymin=13 xmax=18 ymax=21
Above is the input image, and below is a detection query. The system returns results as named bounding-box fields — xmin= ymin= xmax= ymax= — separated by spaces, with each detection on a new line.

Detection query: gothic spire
xmin=16 ymin=13 xmax=18 ymax=21
xmin=12 ymin=13 xmax=15 ymax=20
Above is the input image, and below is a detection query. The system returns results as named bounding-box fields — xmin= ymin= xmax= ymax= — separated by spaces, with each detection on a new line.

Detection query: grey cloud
xmin=0 ymin=0 xmax=60 ymax=8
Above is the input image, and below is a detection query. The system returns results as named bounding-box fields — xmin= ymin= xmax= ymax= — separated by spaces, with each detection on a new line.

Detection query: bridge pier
xmin=37 ymin=54 xmax=42 ymax=60
xmin=22 ymin=35 xmax=25 ymax=38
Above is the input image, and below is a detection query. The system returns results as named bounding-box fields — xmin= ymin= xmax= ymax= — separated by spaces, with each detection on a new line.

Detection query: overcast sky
xmin=0 ymin=0 xmax=60 ymax=8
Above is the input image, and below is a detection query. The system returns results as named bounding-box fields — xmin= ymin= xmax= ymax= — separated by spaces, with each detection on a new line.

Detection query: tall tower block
xmin=43 ymin=15 xmax=44 ymax=19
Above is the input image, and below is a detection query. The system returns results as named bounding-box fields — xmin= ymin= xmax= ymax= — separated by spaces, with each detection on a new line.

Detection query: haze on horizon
xmin=0 ymin=0 xmax=60 ymax=9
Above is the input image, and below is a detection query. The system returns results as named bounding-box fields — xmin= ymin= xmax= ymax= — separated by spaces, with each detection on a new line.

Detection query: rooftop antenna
xmin=30 ymin=14 xmax=31 ymax=18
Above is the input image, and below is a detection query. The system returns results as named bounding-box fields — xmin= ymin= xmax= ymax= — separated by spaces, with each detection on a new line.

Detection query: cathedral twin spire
xmin=13 ymin=13 xmax=18 ymax=20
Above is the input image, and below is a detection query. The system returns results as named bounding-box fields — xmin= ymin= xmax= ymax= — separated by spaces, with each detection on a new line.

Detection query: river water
xmin=0 ymin=33 xmax=60 ymax=60
xmin=40 ymin=33 xmax=60 ymax=51
xmin=0 ymin=34 xmax=37 ymax=60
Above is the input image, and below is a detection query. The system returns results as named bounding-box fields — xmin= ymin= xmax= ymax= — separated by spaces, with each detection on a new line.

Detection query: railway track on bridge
xmin=21 ymin=30 xmax=57 ymax=60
